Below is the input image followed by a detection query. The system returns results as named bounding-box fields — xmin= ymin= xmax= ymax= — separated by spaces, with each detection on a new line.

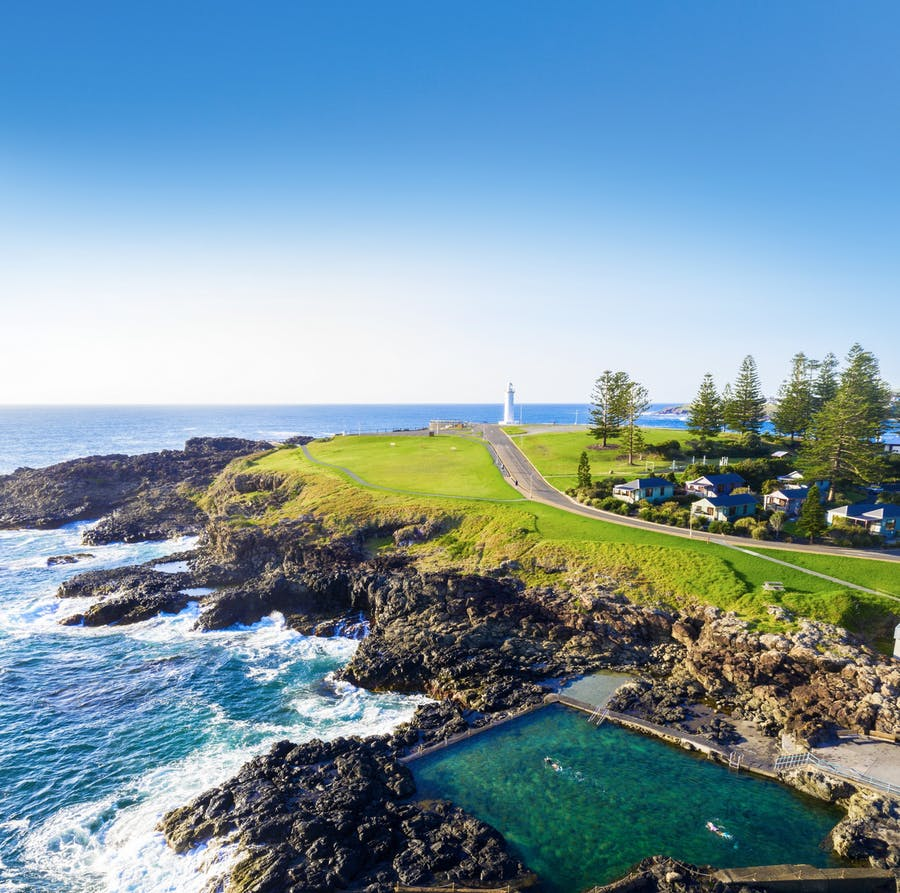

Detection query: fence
xmin=774 ymin=750 xmax=900 ymax=797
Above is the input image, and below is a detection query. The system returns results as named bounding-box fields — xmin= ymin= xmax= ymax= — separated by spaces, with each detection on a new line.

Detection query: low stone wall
xmin=714 ymin=864 xmax=896 ymax=892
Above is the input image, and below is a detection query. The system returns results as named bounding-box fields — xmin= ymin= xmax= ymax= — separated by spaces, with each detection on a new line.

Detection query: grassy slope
xmin=510 ymin=427 xmax=733 ymax=488
xmin=219 ymin=436 xmax=899 ymax=648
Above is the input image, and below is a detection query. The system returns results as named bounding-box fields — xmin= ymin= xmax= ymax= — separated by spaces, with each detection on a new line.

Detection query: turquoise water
xmin=412 ymin=705 xmax=842 ymax=893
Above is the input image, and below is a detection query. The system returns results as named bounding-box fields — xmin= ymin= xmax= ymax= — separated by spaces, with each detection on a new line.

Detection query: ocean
xmin=0 ymin=403 xmax=690 ymax=892
xmin=0 ymin=403 xmax=690 ymax=475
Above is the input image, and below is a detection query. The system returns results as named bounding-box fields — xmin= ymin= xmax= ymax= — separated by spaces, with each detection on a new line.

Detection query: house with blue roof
xmin=691 ymin=493 xmax=758 ymax=523
xmin=685 ymin=472 xmax=746 ymax=498
xmin=611 ymin=476 xmax=675 ymax=505
xmin=763 ymin=486 xmax=810 ymax=518
xmin=826 ymin=503 xmax=900 ymax=538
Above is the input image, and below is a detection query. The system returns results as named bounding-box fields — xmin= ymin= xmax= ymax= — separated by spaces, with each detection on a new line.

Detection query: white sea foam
xmin=22 ymin=649 xmax=429 ymax=893
xmin=3 ymin=524 xmax=429 ymax=891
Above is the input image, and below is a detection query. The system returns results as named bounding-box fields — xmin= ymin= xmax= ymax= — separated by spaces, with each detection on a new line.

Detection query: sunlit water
xmin=412 ymin=705 xmax=843 ymax=893
xmin=0 ymin=523 xmax=429 ymax=892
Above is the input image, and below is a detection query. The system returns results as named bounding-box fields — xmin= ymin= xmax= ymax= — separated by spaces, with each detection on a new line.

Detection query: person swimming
xmin=705 ymin=820 xmax=733 ymax=840
xmin=543 ymin=756 xmax=562 ymax=772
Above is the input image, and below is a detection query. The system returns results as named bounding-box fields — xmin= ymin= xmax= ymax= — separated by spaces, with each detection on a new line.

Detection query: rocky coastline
xmin=5 ymin=440 xmax=900 ymax=890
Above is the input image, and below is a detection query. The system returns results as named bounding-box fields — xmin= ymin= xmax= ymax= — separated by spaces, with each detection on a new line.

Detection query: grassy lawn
xmin=750 ymin=548 xmax=900 ymax=597
xmin=215 ymin=436 xmax=899 ymax=649
xmin=306 ymin=434 xmax=521 ymax=500
xmin=509 ymin=426 xmax=738 ymax=488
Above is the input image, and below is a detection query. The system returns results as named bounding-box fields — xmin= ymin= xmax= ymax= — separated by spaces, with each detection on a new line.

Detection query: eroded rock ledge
xmin=0 ymin=437 xmax=270 ymax=542
xmin=158 ymin=734 xmax=531 ymax=893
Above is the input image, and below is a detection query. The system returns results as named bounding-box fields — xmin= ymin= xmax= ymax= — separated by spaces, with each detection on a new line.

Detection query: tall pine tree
xmin=687 ymin=373 xmax=723 ymax=442
xmin=772 ymin=352 xmax=816 ymax=443
xmin=589 ymin=370 xmax=630 ymax=446
xmin=814 ymin=352 xmax=839 ymax=410
xmin=797 ymin=486 xmax=826 ymax=541
xmin=724 ymin=355 xmax=766 ymax=439
xmin=798 ymin=344 xmax=891 ymax=501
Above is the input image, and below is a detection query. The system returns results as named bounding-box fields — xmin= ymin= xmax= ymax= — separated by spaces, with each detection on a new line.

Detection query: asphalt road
xmin=481 ymin=424 xmax=900 ymax=597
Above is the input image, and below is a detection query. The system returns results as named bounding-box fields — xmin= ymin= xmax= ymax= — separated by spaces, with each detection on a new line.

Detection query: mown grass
xmin=306 ymin=434 xmax=520 ymax=500
xmin=209 ymin=437 xmax=900 ymax=649
xmin=750 ymin=548 xmax=900 ymax=597
xmin=511 ymin=426 xmax=752 ymax=488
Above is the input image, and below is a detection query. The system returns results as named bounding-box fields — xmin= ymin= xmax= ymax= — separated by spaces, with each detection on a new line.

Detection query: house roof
xmin=829 ymin=503 xmax=900 ymax=521
xmin=696 ymin=493 xmax=758 ymax=507
xmin=777 ymin=471 xmax=804 ymax=481
xmin=614 ymin=476 xmax=673 ymax=490
xmin=689 ymin=473 xmax=746 ymax=487
xmin=770 ymin=450 xmax=791 ymax=458
xmin=766 ymin=487 xmax=810 ymax=501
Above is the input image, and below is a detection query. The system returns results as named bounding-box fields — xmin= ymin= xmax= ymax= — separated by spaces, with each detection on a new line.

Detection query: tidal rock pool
xmin=412 ymin=704 xmax=843 ymax=892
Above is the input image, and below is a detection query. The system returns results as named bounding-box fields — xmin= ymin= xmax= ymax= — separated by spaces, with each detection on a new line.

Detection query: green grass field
xmin=307 ymin=434 xmax=521 ymax=500
xmin=508 ymin=426 xmax=729 ymax=488
xmin=217 ymin=434 xmax=899 ymax=648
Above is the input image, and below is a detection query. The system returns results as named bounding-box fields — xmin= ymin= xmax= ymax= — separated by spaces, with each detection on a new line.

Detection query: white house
xmin=883 ymin=438 xmax=900 ymax=455
xmin=612 ymin=477 xmax=675 ymax=505
xmin=776 ymin=470 xmax=805 ymax=486
xmin=691 ymin=493 xmax=758 ymax=522
xmin=763 ymin=486 xmax=810 ymax=517
xmin=684 ymin=472 xmax=746 ymax=498
xmin=826 ymin=503 xmax=900 ymax=537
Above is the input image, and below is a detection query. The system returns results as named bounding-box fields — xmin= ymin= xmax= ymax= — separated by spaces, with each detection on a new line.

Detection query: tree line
xmin=685 ymin=344 xmax=893 ymax=500
xmin=588 ymin=343 xmax=895 ymax=501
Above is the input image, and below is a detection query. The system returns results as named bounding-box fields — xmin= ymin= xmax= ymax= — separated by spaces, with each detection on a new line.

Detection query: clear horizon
xmin=2 ymin=2 xmax=898 ymax=403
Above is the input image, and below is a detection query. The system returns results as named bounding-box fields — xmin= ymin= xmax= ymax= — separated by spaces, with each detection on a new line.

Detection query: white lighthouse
xmin=501 ymin=382 xmax=515 ymax=425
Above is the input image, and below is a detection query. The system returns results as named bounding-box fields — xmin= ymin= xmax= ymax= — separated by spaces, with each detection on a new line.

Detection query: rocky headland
xmin=7 ymin=439 xmax=899 ymax=889
xmin=0 ymin=436 xmax=271 ymax=542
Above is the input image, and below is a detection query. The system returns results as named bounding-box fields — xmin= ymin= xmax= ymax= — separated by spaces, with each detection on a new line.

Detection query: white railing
xmin=774 ymin=750 xmax=900 ymax=797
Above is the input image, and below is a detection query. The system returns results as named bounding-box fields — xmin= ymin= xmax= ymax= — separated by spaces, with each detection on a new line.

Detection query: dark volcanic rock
xmin=56 ymin=563 xmax=194 ymax=626
xmin=158 ymin=736 xmax=530 ymax=893
xmin=0 ymin=436 xmax=270 ymax=542
xmin=47 ymin=552 xmax=95 ymax=566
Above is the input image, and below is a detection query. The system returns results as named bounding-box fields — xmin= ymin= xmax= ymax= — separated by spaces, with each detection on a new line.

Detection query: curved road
xmin=480 ymin=424 xmax=900 ymax=598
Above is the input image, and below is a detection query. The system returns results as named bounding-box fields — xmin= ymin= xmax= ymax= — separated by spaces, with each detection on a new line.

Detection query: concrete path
xmin=811 ymin=737 xmax=900 ymax=790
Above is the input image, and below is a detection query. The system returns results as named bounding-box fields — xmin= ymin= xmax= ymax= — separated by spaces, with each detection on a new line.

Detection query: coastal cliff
xmin=6 ymin=439 xmax=899 ymax=889
xmin=0 ymin=437 xmax=270 ymax=542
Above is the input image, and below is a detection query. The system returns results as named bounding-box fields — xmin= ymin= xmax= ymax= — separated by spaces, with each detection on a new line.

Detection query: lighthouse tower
xmin=501 ymin=382 xmax=515 ymax=425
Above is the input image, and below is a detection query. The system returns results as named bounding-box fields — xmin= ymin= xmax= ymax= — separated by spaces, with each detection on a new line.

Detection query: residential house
xmin=770 ymin=450 xmax=791 ymax=459
xmin=776 ymin=470 xmax=805 ymax=486
xmin=763 ymin=486 xmax=810 ymax=517
xmin=612 ymin=477 xmax=675 ymax=505
xmin=684 ymin=472 xmax=746 ymax=498
xmin=883 ymin=438 xmax=900 ymax=455
xmin=826 ymin=503 xmax=900 ymax=537
xmin=691 ymin=493 xmax=758 ymax=523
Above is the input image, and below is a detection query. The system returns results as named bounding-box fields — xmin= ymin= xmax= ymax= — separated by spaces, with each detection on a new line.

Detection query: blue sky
xmin=1 ymin=1 xmax=897 ymax=403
